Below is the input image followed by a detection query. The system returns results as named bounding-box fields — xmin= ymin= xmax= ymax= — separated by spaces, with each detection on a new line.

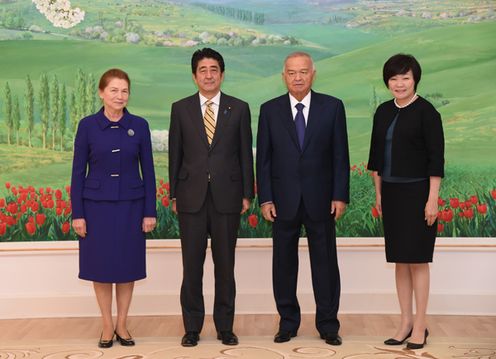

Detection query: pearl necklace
xmin=394 ymin=93 xmax=418 ymax=108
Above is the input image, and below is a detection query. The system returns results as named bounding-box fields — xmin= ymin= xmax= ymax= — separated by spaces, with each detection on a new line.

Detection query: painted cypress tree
xmin=3 ymin=82 xmax=13 ymax=145
xmin=39 ymin=73 xmax=50 ymax=149
xmin=75 ymin=68 xmax=86 ymax=121
xmin=12 ymin=95 xmax=21 ymax=146
xmin=70 ymin=90 xmax=78 ymax=143
xmin=50 ymin=75 xmax=59 ymax=149
xmin=59 ymin=83 xmax=67 ymax=151
xmin=86 ymin=72 xmax=97 ymax=115
xmin=25 ymin=75 xmax=35 ymax=147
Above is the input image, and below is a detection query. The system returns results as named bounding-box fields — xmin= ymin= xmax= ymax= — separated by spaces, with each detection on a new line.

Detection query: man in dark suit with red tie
xmin=256 ymin=52 xmax=350 ymax=346
xmin=168 ymin=48 xmax=254 ymax=347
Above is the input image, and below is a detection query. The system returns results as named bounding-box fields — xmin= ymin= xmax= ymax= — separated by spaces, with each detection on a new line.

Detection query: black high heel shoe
xmin=115 ymin=330 xmax=135 ymax=346
xmin=406 ymin=329 xmax=429 ymax=349
xmin=98 ymin=332 xmax=114 ymax=348
xmin=384 ymin=329 xmax=413 ymax=345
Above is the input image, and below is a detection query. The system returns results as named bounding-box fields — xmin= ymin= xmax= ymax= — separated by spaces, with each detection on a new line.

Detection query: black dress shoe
xmin=274 ymin=330 xmax=296 ymax=343
xmin=320 ymin=333 xmax=342 ymax=346
xmin=384 ymin=329 xmax=413 ymax=345
xmin=217 ymin=331 xmax=239 ymax=345
xmin=115 ymin=330 xmax=135 ymax=346
xmin=406 ymin=329 xmax=429 ymax=350
xmin=181 ymin=332 xmax=199 ymax=347
xmin=98 ymin=332 xmax=114 ymax=348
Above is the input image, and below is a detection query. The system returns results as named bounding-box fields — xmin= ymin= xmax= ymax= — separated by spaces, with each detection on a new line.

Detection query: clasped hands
xmin=261 ymin=200 xmax=347 ymax=222
xmin=72 ymin=217 xmax=157 ymax=238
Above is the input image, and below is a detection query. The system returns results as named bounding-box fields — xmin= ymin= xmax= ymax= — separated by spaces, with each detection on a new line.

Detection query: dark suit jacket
xmin=71 ymin=108 xmax=157 ymax=219
xmin=256 ymin=91 xmax=350 ymax=221
xmin=168 ymin=92 xmax=254 ymax=214
xmin=367 ymin=96 xmax=444 ymax=178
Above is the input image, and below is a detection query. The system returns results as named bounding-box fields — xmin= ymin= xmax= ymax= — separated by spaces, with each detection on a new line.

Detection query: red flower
xmin=158 ymin=188 xmax=164 ymax=195
xmin=164 ymin=182 xmax=170 ymax=192
xmin=449 ymin=198 xmax=459 ymax=208
xmin=55 ymin=189 xmax=63 ymax=200
xmin=11 ymin=187 xmax=18 ymax=196
xmin=36 ymin=213 xmax=46 ymax=226
xmin=64 ymin=206 xmax=72 ymax=215
xmin=161 ymin=197 xmax=170 ymax=207
xmin=61 ymin=222 xmax=70 ymax=234
xmin=25 ymin=222 xmax=36 ymax=235
xmin=492 ymin=189 xmax=496 ymax=200
xmin=458 ymin=211 xmax=464 ymax=218
xmin=46 ymin=200 xmax=54 ymax=208
xmin=31 ymin=201 xmax=39 ymax=212
xmin=0 ymin=222 xmax=6 ymax=236
xmin=437 ymin=223 xmax=444 ymax=233
xmin=46 ymin=187 xmax=52 ymax=194
xmin=459 ymin=202 xmax=466 ymax=210
xmin=477 ymin=204 xmax=487 ymax=215
xmin=65 ymin=185 xmax=71 ymax=194
xmin=56 ymin=207 xmax=63 ymax=216
xmin=437 ymin=198 xmax=445 ymax=206
xmin=0 ymin=198 xmax=5 ymax=208
xmin=442 ymin=208 xmax=453 ymax=222
xmin=7 ymin=203 xmax=18 ymax=214
xmin=5 ymin=182 xmax=11 ymax=189
xmin=248 ymin=214 xmax=258 ymax=228
xmin=470 ymin=195 xmax=478 ymax=205
xmin=28 ymin=216 xmax=35 ymax=224
xmin=20 ymin=205 xmax=27 ymax=213
xmin=371 ymin=206 xmax=380 ymax=218
xmin=463 ymin=208 xmax=474 ymax=219
xmin=159 ymin=179 xmax=164 ymax=185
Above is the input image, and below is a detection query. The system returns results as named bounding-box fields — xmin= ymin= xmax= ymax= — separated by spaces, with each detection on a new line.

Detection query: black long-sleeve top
xmin=367 ymin=96 xmax=445 ymax=178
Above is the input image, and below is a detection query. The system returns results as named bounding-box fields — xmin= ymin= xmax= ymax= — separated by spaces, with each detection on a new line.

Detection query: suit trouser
xmin=178 ymin=187 xmax=240 ymax=333
xmin=272 ymin=200 xmax=341 ymax=335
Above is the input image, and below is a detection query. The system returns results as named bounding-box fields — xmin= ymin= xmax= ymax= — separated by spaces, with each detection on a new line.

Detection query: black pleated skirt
xmin=381 ymin=180 xmax=437 ymax=263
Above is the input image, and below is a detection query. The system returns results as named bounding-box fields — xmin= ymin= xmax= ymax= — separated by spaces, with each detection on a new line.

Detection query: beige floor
xmin=1 ymin=314 xmax=495 ymax=341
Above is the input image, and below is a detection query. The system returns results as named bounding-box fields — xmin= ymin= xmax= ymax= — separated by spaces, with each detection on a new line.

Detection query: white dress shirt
xmin=199 ymin=91 xmax=221 ymax=123
xmin=289 ymin=91 xmax=311 ymax=126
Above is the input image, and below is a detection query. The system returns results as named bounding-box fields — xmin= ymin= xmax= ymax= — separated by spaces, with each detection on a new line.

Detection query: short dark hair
xmin=191 ymin=48 xmax=225 ymax=74
xmin=383 ymin=54 xmax=422 ymax=90
xmin=99 ymin=68 xmax=131 ymax=92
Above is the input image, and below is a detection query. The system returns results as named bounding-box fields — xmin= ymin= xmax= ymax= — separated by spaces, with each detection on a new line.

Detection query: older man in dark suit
xmin=168 ymin=48 xmax=254 ymax=347
xmin=256 ymin=52 xmax=350 ymax=346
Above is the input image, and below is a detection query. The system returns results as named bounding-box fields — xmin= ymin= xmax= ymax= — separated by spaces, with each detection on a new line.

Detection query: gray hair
xmin=283 ymin=51 xmax=315 ymax=72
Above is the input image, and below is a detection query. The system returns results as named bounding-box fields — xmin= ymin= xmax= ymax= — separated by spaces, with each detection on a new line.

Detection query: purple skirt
xmin=79 ymin=199 xmax=146 ymax=283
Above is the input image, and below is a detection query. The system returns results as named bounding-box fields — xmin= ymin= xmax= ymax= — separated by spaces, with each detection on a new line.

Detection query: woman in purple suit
xmin=71 ymin=69 xmax=157 ymax=348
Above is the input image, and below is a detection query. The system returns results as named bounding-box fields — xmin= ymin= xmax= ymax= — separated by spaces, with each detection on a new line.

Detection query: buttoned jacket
xmin=71 ymin=108 xmax=157 ymax=219
xmin=168 ymin=92 xmax=254 ymax=213
xmin=256 ymin=91 xmax=350 ymax=221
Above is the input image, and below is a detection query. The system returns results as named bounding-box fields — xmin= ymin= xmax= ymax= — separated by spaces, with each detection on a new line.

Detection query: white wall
xmin=0 ymin=238 xmax=495 ymax=319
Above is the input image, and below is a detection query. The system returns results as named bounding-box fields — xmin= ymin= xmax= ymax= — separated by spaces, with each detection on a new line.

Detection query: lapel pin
xmin=128 ymin=129 xmax=135 ymax=136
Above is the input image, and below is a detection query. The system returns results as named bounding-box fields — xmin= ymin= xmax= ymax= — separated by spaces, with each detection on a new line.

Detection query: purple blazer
xmin=71 ymin=108 xmax=157 ymax=219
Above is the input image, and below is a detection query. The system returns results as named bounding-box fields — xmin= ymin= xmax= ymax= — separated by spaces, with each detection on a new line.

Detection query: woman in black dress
xmin=367 ymin=54 xmax=444 ymax=349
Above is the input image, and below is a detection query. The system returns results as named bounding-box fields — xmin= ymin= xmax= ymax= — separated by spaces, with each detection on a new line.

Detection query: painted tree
xmin=50 ymin=75 xmax=60 ymax=149
xmin=12 ymin=96 xmax=21 ymax=146
xmin=70 ymin=90 xmax=78 ymax=143
xmin=75 ymin=68 xmax=86 ymax=121
xmin=369 ymin=85 xmax=380 ymax=117
xmin=3 ymin=82 xmax=13 ymax=145
xmin=86 ymin=72 xmax=97 ymax=115
xmin=59 ymin=83 xmax=67 ymax=151
xmin=39 ymin=73 xmax=50 ymax=149
xmin=24 ymin=75 xmax=35 ymax=147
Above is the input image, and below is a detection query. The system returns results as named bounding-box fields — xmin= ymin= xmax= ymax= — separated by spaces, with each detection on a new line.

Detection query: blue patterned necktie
xmin=295 ymin=102 xmax=305 ymax=149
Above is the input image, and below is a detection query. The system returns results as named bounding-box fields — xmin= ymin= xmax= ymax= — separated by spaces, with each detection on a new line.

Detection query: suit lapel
xmin=279 ymin=94 xmax=300 ymax=151
xmin=302 ymin=90 xmax=320 ymax=153
xmin=209 ymin=92 xmax=231 ymax=150
xmin=186 ymin=93 xmax=209 ymax=148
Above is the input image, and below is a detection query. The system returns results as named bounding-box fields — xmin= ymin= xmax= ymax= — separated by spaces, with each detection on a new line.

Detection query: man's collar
xmin=96 ymin=107 xmax=131 ymax=130
xmin=199 ymin=91 xmax=221 ymax=106
xmin=288 ymin=91 xmax=311 ymax=109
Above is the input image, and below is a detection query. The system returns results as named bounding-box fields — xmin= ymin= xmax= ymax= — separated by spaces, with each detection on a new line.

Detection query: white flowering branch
xmin=32 ymin=0 xmax=85 ymax=29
